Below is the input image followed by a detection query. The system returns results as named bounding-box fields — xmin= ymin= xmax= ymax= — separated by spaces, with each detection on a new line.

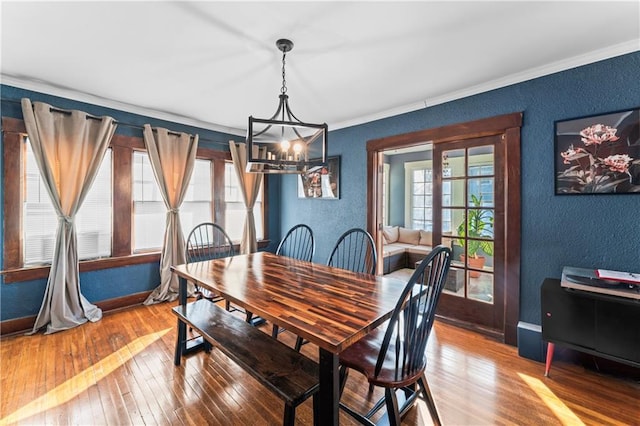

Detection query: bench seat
xmin=173 ymin=299 xmax=319 ymax=425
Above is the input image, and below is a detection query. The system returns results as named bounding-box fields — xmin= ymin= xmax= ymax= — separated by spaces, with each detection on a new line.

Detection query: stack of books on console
xmin=561 ymin=266 xmax=640 ymax=300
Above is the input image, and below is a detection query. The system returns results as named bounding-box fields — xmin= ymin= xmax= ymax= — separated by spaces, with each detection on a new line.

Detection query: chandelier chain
xmin=281 ymin=50 xmax=287 ymax=95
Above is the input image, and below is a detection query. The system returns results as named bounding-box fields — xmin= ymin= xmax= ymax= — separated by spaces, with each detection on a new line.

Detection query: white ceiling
xmin=2 ymin=1 xmax=639 ymax=136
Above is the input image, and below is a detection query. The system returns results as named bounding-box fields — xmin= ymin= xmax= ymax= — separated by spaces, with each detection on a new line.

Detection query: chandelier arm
xmin=283 ymin=96 xmax=304 ymax=124
xmin=252 ymin=123 xmax=274 ymax=138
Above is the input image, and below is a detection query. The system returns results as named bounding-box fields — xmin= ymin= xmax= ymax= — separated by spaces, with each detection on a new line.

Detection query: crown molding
xmin=0 ymin=74 xmax=246 ymax=137
xmin=3 ymin=40 xmax=638 ymax=134
xmin=331 ymin=40 xmax=640 ymax=131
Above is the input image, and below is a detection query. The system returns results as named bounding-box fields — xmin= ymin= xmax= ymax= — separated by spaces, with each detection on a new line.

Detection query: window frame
xmin=2 ymin=117 xmax=269 ymax=283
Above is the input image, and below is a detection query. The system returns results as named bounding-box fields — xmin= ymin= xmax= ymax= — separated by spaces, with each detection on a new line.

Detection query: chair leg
xmin=384 ymin=387 xmax=401 ymax=426
xmin=339 ymin=365 xmax=349 ymax=396
xmin=418 ymin=375 xmax=441 ymax=426
xmin=245 ymin=311 xmax=253 ymax=323
xmin=271 ymin=324 xmax=280 ymax=339
xmin=283 ymin=403 xmax=295 ymax=426
xmin=294 ymin=336 xmax=304 ymax=352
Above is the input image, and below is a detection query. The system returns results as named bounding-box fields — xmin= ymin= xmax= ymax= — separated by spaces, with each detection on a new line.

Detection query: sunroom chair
xmin=338 ymin=245 xmax=452 ymax=426
xmin=294 ymin=227 xmax=377 ymax=351
xmin=272 ymin=224 xmax=315 ymax=339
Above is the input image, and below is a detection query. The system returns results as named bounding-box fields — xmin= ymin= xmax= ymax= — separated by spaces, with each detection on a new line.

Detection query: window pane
xmin=133 ymin=152 xmax=213 ymax=251
xmin=24 ymin=141 xmax=112 ymax=265
xmin=224 ymin=162 xmax=264 ymax=242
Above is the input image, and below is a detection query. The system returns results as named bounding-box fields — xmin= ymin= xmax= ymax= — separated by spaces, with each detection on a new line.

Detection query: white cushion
xmin=382 ymin=226 xmax=399 ymax=244
xmin=407 ymin=245 xmax=432 ymax=254
xmin=419 ymin=230 xmax=432 ymax=246
xmin=383 ymin=243 xmax=413 ymax=256
xmin=398 ymin=228 xmax=420 ymax=245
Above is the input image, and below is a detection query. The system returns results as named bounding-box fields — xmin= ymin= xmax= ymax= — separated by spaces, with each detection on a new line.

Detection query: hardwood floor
xmin=1 ymin=302 xmax=638 ymax=425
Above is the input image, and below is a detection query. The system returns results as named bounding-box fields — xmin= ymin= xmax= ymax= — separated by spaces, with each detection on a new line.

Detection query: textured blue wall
xmin=2 ymin=52 xmax=639 ymax=324
xmin=0 ymin=84 xmax=284 ymax=321
xmin=280 ymin=51 xmax=640 ymax=325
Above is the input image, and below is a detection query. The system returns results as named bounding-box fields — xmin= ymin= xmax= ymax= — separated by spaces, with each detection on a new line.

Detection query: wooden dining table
xmin=171 ymin=251 xmax=406 ymax=425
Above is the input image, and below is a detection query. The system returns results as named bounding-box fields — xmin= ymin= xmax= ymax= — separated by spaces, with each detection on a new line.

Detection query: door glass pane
xmin=444 ymin=180 xmax=465 ymax=207
xmin=441 ymin=209 xmax=458 ymax=238
xmin=443 ymin=266 xmax=465 ymax=297
xmin=468 ymin=271 xmax=494 ymax=304
xmin=468 ymin=178 xmax=495 ymax=208
xmin=443 ymin=149 xmax=465 ymax=178
xmin=468 ymin=145 xmax=494 ymax=174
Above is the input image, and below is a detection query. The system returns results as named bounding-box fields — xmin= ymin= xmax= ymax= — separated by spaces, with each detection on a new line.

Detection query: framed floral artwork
xmin=554 ymin=107 xmax=640 ymax=194
xmin=297 ymin=156 xmax=340 ymax=199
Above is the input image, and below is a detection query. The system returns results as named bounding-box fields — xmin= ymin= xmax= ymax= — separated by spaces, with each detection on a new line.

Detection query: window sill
xmin=2 ymin=239 xmax=271 ymax=284
xmin=2 ymin=253 xmax=161 ymax=284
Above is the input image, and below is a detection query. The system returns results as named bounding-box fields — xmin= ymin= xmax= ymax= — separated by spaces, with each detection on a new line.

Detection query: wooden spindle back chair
xmin=338 ymin=245 xmax=452 ymax=426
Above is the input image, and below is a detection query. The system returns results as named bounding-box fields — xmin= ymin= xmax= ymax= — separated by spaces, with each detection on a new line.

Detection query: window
xmin=224 ymin=162 xmax=264 ymax=242
xmin=405 ymin=161 xmax=452 ymax=232
xmin=411 ymin=168 xmax=433 ymax=231
xmin=3 ymin=116 xmax=269 ymax=283
xmin=132 ymin=152 xmax=212 ymax=251
xmin=23 ymin=139 xmax=112 ymax=265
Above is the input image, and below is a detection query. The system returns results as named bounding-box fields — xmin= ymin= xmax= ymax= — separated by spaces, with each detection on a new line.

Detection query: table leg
xmin=174 ymin=276 xmax=189 ymax=366
xmin=174 ymin=318 xmax=186 ymax=366
xmin=317 ymin=348 xmax=339 ymax=426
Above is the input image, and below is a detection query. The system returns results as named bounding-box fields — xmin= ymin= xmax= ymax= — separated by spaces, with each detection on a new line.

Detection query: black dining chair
xmin=275 ymin=224 xmax=315 ymax=262
xmin=327 ymin=227 xmax=377 ymax=274
xmin=185 ymin=222 xmax=235 ymax=311
xmin=272 ymin=224 xmax=315 ymax=339
xmin=337 ymin=245 xmax=452 ymax=426
xmin=294 ymin=227 xmax=377 ymax=351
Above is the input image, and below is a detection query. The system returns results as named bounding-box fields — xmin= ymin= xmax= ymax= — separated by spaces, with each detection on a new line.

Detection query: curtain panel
xmin=21 ymin=98 xmax=117 ymax=334
xmin=143 ymin=125 xmax=198 ymax=304
xmin=229 ymin=141 xmax=263 ymax=254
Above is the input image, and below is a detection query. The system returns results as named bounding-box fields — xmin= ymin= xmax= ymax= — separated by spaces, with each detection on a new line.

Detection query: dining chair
xmin=272 ymin=224 xmax=315 ymax=339
xmin=327 ymin=227 xmax=377 ymax=274
xmin=337 ymin=245 xmax=452 ymax=426
xmin=185 ymin=222 xmax=235 ymax=311
xmin=275 ymin=223 xmax=315 ymax=262
xmin=294 ymin=227 xmax=377 ymax=351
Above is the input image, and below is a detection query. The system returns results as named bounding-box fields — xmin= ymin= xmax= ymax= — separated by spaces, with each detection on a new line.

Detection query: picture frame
xmin=297 ymin=156 xmax=340 ymax=199
xmin=554 ymin=107 xmax=640 ymax=195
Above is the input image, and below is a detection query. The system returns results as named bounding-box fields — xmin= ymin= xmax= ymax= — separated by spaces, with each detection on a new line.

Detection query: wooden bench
xmin=172 ymin=299 xmax=319 ymax=426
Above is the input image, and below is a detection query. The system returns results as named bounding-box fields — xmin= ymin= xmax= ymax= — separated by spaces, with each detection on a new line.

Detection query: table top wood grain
xmin=172 ymin=251 xmax=406 ymax=353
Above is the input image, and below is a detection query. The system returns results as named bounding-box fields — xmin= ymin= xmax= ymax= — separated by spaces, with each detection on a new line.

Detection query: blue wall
xmin=280 ymin=52 xmax=640 ymax=325
xmin=2 ymin=52 xmax=639 ymax=325
xmin=0 ymin=84 xmax=282 ymax=321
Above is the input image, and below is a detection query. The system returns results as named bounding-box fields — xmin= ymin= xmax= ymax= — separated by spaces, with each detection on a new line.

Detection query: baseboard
xmin=435 ymin=314 xmax=504 ymax=342
xmin=0 ymin=291 xmax=152 ymax=336
xmin=517 ymin=321 xmax=545 ymax=362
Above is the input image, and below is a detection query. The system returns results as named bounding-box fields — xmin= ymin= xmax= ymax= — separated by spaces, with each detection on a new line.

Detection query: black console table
xmin=541 ymin=278 xmax=640 ymax=376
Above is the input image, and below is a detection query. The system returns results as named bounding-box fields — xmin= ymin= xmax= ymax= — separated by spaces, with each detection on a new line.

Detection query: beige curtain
xmin=21 ymin=99 xmax=116 ymax=334
xmin=143 ymin=125 xmax=198 ymax=304
xmin=229 ymin=141 xmax=263 ymax=254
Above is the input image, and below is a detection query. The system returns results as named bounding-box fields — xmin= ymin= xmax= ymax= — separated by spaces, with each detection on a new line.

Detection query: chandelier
xmin=246 ymin=39 xmax=328 ymax=173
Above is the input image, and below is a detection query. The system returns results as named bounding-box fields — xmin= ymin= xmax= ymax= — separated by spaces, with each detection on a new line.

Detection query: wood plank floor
xmin=1 ymin=302 xmax=638 ymax=425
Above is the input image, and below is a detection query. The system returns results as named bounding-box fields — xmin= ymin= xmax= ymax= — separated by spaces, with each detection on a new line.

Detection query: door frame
xmin=366 ymin=112 xmax=522 ymax=345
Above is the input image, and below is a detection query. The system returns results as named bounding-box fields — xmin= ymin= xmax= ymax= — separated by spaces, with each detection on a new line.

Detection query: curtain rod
xmin=3 ymin=98 xmax=232 ymax=148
